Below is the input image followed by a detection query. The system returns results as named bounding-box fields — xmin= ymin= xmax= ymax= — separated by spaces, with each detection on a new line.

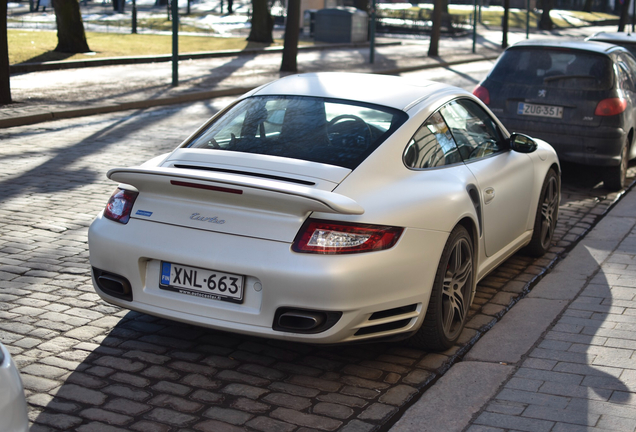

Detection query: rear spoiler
xmin=108 ymin=166 xmax=364 ymax=215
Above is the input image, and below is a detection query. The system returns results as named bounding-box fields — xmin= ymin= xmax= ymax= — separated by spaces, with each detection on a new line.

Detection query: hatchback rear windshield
xmin=186 ymin=95 xmax=408 ymax=170
xmin=489 ymin=48 xmax=613 ymax=90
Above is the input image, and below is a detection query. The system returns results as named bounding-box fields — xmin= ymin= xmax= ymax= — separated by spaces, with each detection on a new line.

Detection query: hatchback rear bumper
xmin=502 ymin=119 xmax=626 ymax=167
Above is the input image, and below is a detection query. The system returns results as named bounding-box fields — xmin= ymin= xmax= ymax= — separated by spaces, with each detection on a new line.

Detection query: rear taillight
xmin=292 ymin=219 xmax=403 ymax=254
xmin=595 ymin=98 xmax=627 ymax=116
xmin=472 ymin=85 xmax=490 ymax=105
xmin=103 ymin=188 xmax=138 ymax=224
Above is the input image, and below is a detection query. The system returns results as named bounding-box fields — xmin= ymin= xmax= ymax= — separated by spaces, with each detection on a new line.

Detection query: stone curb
xmin=1 ymin=54 xmax=500 ymax=129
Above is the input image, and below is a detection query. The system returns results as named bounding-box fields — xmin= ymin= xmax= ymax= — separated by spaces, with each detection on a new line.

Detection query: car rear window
xmin=489 ymin=48 xmax=613 ymax=90
xmin=187 ymin=96 xmax=408 ymax=170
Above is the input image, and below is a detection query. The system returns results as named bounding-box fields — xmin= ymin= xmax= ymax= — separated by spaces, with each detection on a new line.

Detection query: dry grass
xmin=9 ymin=29 xmax=279 ymax=64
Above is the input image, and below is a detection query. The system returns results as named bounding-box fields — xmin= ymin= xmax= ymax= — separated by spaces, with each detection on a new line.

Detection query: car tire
xmin=604 ymin=144 xmax=628 ymax=191
xmin=410 ymin=225 xmax=474 ymax=352
xmin=522 ymin=168 xmax=559 ymax=257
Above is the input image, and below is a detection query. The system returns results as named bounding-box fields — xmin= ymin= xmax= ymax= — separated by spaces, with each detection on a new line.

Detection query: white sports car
xmin=88 ymin=72 xmax=560 ymax=351
xmin=0 ymin=342 xmax=29 ymax=432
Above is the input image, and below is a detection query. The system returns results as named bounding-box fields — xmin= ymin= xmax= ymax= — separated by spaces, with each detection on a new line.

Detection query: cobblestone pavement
xmin=1 ymin=101 xmax=634 ymax=432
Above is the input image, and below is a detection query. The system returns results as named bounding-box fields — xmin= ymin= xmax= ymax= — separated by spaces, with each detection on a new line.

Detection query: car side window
xmin=403 ymin=112 xmax=462 ymax=169
xmin=618 ymin=54 xmax=636 ymax=92
xmin=439 ymin=99 xmax=505 ymax=162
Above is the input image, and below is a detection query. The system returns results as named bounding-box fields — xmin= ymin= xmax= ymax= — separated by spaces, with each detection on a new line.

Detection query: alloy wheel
xmin=441 ymin=237 xmax=472 ymax=340
xmin=539 ymin=175 xmax=559 ymax=250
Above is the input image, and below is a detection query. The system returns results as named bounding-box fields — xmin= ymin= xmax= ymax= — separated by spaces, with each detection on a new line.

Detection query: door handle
xmin=484 ymin=187 xmax=495 ymax=204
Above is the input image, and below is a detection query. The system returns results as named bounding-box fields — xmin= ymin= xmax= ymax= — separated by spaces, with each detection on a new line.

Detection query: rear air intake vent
xmin=369 ymin=304 xmax=417 ymax=320
xmin=173 ymin=165 xmax=316 ymax=186
xmin=354 ymin=319 xmax=412 ymax=336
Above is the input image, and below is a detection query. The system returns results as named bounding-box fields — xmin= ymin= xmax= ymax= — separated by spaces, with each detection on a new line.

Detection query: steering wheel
xmin=327 ymin=115 xmax=373 ymax=149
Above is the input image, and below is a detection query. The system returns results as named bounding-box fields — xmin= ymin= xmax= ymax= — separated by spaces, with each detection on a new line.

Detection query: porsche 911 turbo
xmin=88 ymin=72 xmax=560 ymax=351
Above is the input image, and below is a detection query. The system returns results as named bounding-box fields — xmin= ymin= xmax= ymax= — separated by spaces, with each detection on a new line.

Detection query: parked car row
xmin=473 ymin=34 xmax=636 ymax=190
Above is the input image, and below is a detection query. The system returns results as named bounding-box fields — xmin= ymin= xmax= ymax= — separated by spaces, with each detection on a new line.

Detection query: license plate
xmin=160 ymin=262 xmax=244 ymax=303
xmin=518 ymin=102 xmax=563 ymax=119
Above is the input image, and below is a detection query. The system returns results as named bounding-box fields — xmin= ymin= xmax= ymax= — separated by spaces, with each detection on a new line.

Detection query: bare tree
xmin=248 ymin=0 xmax=274 ymax=43
xmin=52 ymin=0 xmax=90 ymax=53
xmin=539 ymin=0 xmax=554 ymax=30
xmin=353 ymin=0 xmax=368 ymax=12
xmin=502 ymin=0 xmax=509 ymax=48
xmin=428 ymin=0 xmax=443 ymax=56
xmin=280 ymin=0 xmax=300 ymax=72
xmin=0 ymin=0 xmax=10 ymax=105
xmin=618 ymin=0 xmax=630 ymax=31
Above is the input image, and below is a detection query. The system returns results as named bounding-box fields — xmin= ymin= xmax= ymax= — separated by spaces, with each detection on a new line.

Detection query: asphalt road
xmin=2 ymin=62 xmax=634 ymax=432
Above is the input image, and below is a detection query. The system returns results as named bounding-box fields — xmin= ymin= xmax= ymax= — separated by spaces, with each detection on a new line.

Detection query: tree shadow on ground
xmin=475 ymin=233 xmax=634 ymax=429
xmin=0 ymin=102 xmax=193 ymax=202
xmin=18 ymin=51 xmax=77 ymax=65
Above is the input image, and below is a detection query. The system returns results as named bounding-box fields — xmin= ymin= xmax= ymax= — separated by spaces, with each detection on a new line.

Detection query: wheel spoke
xmin=442 ymin=298 xmax=455 ymax=332
xmin=442 ymin=277 xmax=452 ymax=295
xmin=452 ymin=243 xmax=462 ymax=273
xmin=455 ymin=259 xmax=472 ymax=286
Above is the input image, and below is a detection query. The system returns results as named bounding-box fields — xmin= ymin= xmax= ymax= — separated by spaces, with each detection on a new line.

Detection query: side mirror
xmin=509 ymin=133 xmax=537 ymax=153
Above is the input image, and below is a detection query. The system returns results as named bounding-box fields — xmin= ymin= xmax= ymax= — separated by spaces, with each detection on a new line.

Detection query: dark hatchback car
xmin=473 ymin=39 xmax=636 ymax=190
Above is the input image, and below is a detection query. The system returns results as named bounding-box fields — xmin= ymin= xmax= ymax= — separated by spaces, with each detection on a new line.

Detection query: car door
xmin=616 ymin=52 xmax=636 ymax=159
xmin=439 ymin=99 xmax=535 ymax=257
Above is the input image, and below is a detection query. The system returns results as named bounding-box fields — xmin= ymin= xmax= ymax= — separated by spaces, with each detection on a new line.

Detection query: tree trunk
xmin=428 ymin=0 xmax=443 ymax=56
xmin=0 ymin=0 xmax=11 ymax=105
xmin=52 ymin=0 xmax=90 ymax=53
xmin=539 ymin=0 xmax=553 ymax=30
xmin=280 ymin=0 xmax=300 ymax=72
xmin=502 ymin=0 xmax=509 ymax=48
xmin=353 ymin=0 xmax=368 ymax=12
xmin=618 ymin=0 xmax=630 ymax=31
xmin=248 ymin=0 xmax=273 ymax=44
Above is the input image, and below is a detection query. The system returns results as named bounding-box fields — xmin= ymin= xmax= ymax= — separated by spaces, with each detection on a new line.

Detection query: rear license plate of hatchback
xmin=518 ymin=102 xmax=563 ymax=119
xmin=160 ymin=262 xmax=244 ymax=303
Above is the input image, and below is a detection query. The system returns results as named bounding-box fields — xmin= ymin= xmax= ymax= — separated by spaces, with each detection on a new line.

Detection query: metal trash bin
xmin=314 ymin=7 xmax=368 ymax=43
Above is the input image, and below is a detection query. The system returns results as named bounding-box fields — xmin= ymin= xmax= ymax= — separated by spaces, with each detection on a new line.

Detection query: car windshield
xmin=187 ymin=95 xmax=408 ymax=170
xmin=489 ymin=48 xmax=613 ymax=90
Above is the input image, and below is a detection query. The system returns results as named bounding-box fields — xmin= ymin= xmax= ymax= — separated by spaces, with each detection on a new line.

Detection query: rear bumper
xmin=502 ymin=119 xmax=626 ymax=167
xmin=88 ymin=214 xmax=449 ymax=344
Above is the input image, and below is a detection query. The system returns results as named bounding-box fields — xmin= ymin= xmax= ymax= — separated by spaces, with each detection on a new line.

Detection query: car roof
xmin=250 ymin=72 xmax=462 ymax=111
xmin=508 ymin=38 xmax=621 ymax=55
xmin=587 ymin=32 xmax=636 ymax=44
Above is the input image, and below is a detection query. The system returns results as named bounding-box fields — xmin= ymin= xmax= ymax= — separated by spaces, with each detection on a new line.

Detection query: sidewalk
xmin=3 ymin=23 xmax=619 ymax=129
xmin=2 ymin=36 xmax=499 ymax=128
xmin=391 ymin=185 xmax=636 ymax=431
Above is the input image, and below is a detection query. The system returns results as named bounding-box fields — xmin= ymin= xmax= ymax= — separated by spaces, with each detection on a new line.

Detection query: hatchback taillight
xmin=103 ymin=188 xmax=138 ymax=224
xmin=472 ymin=85 xmax=490 ymax=105
xmin=292 ymin=219 xmax=403 ymax=254
xmin=595 ymin=97 xmax=627 ymax=116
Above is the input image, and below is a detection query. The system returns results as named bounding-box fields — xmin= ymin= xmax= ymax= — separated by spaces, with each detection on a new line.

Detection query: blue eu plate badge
xmin=161 ymin=263 xmax=171 ymax=285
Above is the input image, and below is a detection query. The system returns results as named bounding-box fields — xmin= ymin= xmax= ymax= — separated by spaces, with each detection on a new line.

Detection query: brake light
xmin=103 ymin=188 xmax=138 ymax=224
xmin=595 ymin=98 xmax=627 ymax=116
xmin=472 ymin=85 xmax=490 ymax=105
xmin=292 ymin=219 xmax=403 ymax=254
